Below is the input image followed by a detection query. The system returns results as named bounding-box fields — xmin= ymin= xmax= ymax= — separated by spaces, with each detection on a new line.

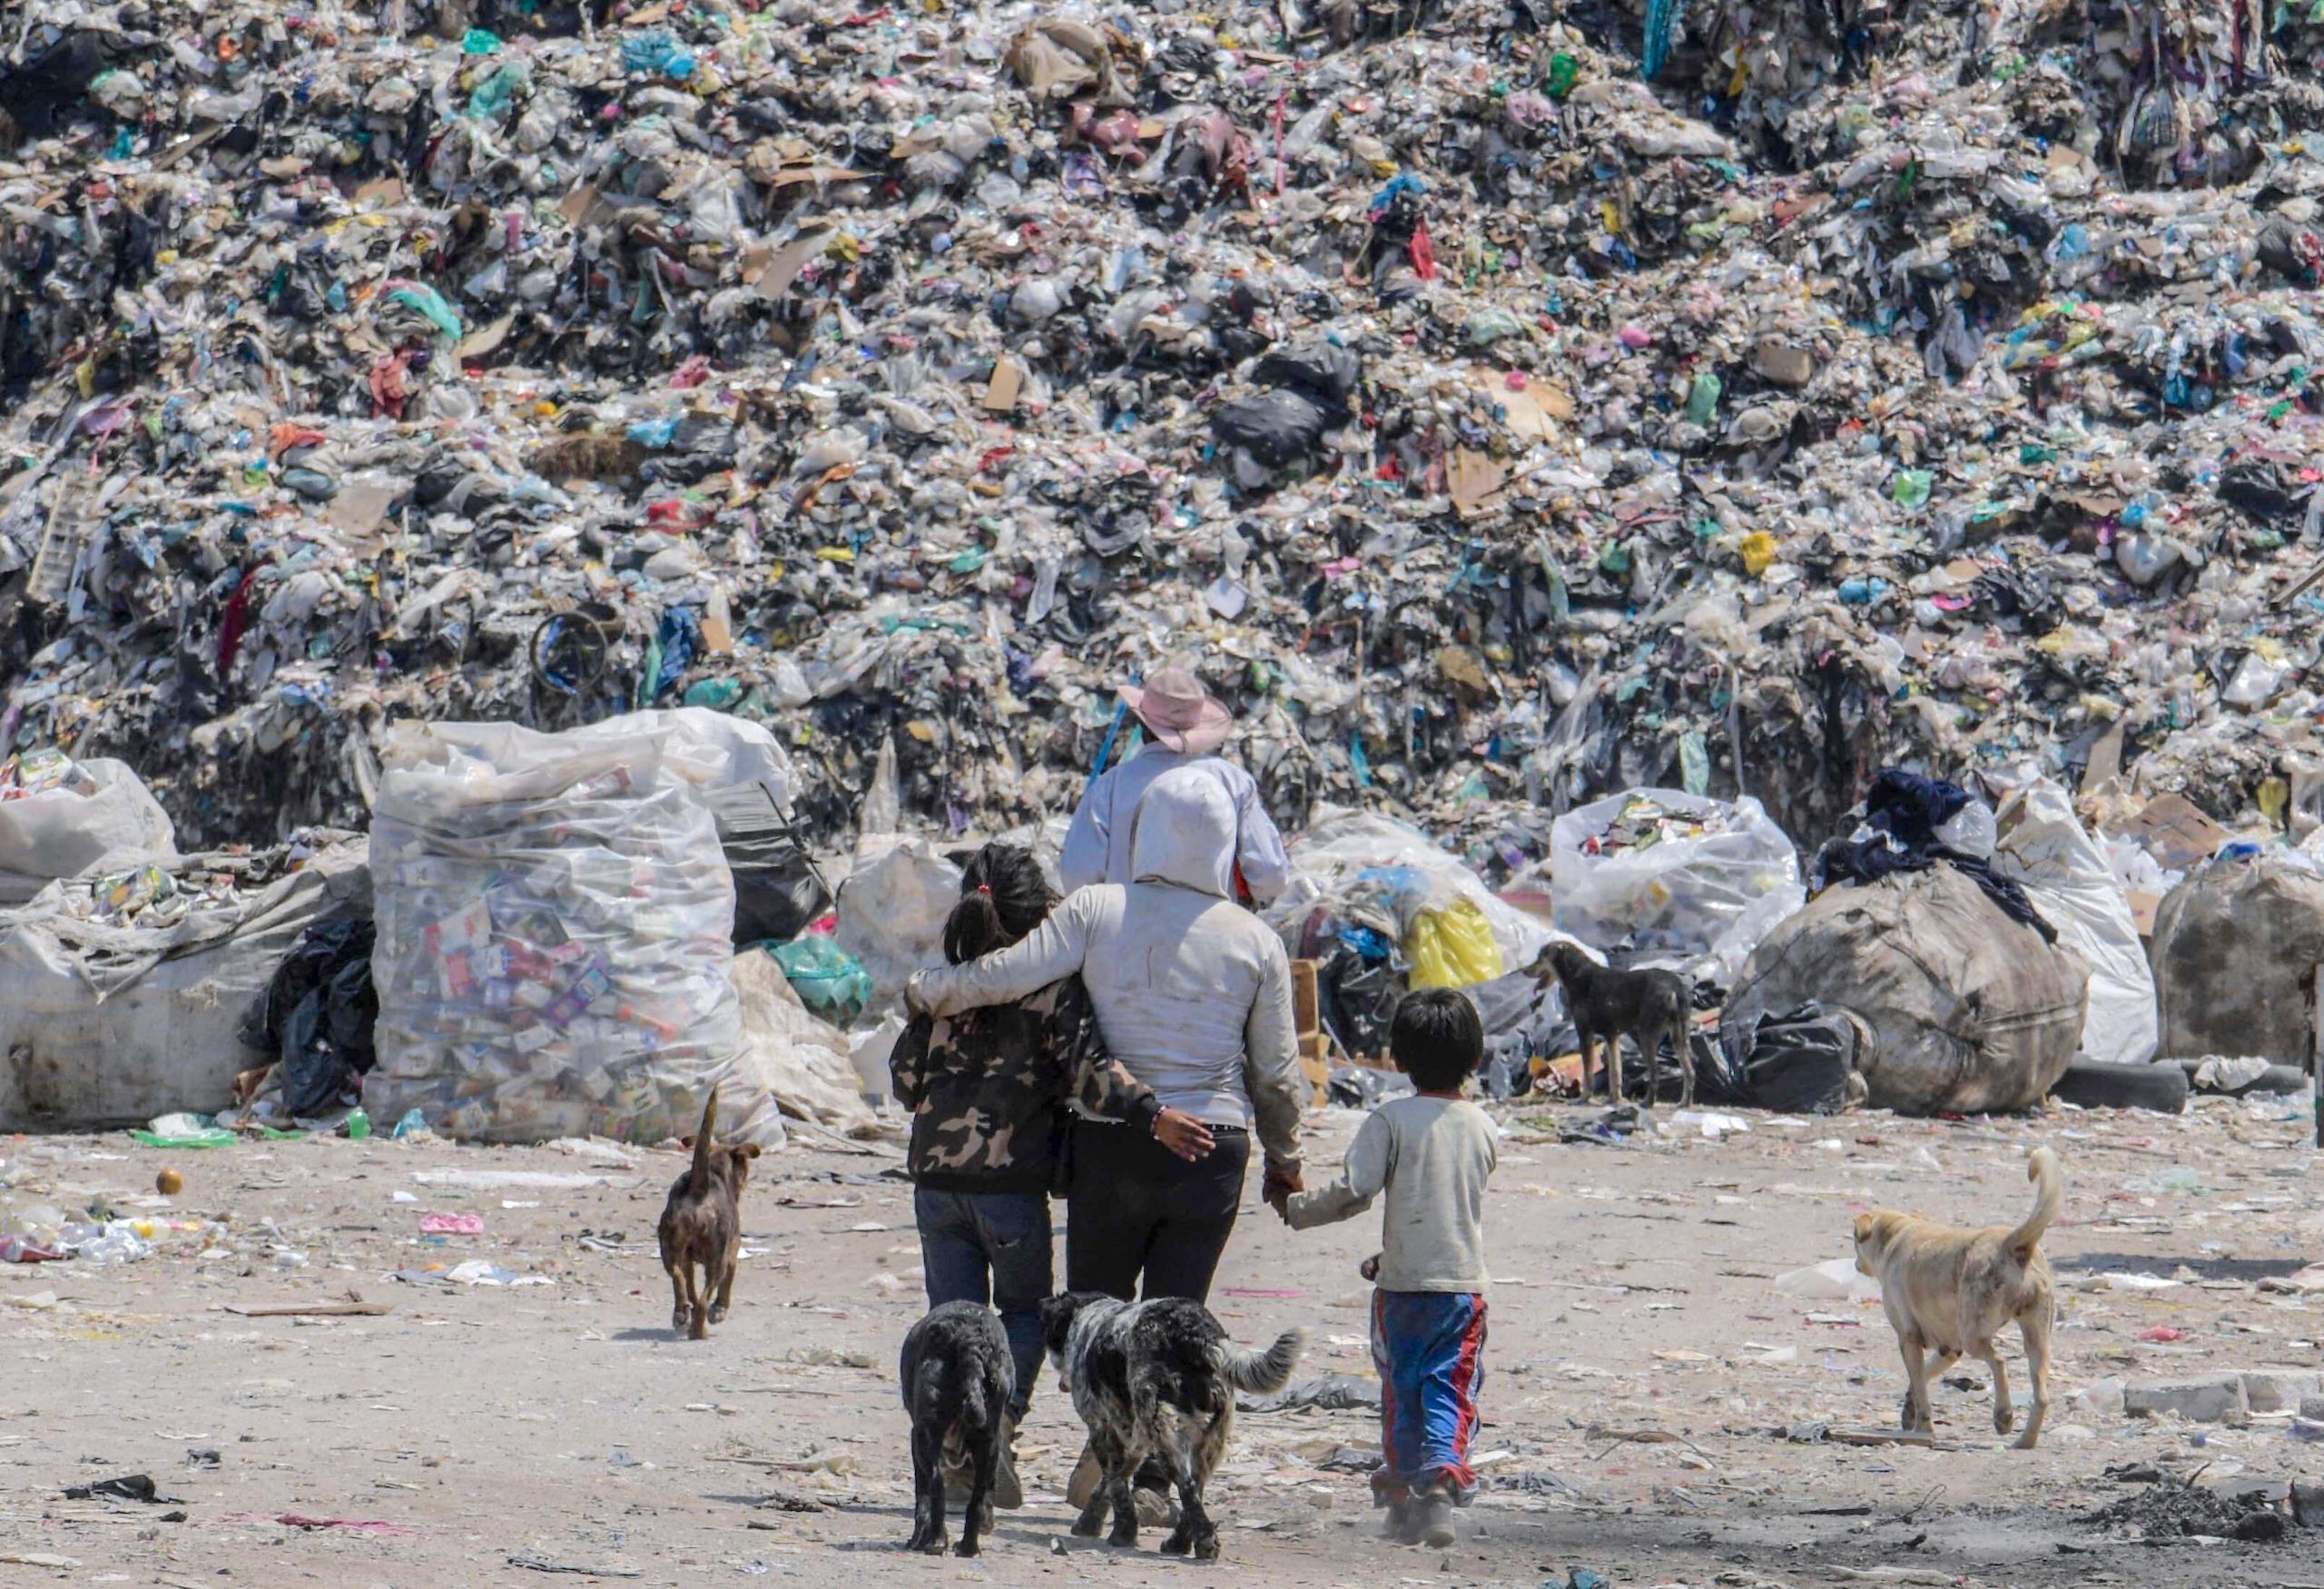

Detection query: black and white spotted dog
xmin=900 ymin=1301 xmax=1013 ymax=1556
xmin=1039 ymin=1292 xmax=1302 ymax=1558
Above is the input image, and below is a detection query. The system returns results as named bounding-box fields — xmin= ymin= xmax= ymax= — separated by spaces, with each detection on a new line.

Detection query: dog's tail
xmin=688 ymin=1085 xmax=721 ymax=1199
xmin=2005 ymin=1145 xmax=2063 ymax=1266
xmin=1216 ymin=1327 xmax=1305 ymax=1394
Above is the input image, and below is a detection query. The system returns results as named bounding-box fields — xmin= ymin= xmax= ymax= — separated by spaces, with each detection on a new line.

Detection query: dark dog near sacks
xmin=1040 ymin=1293 xmax=1302 ymax=1558
xmin=654 ymin=1087 xmax=762 ymax=1339
xmin=901 ymin=1301 xmax=1015 ymax=1556
xmin=1533 ymin=943 xmax=1695 ymax=1107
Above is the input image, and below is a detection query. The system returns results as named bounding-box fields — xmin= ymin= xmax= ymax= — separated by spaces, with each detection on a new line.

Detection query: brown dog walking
xmin=656 ymin=1087 xmax=761 ymax=1340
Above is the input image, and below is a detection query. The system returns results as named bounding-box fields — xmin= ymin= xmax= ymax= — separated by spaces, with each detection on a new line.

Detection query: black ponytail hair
xmin=942 ymin=842 xmax=1058 ymax=964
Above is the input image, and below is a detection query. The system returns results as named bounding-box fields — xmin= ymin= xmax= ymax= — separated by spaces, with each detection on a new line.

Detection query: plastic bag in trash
xmin=0 ymin=750 xmax=179 ymax=906
xmin=1326 ymin=1064 xmax=1416 ymax=1110
xmin=1405 ymin=896 xmax=1505 ymax=989
xmin=1991 ymin=779 xmax=2157 ymax=1066
xmin=832 ymin=836 xmax=963 ymax=1018
xmin=365 ymin=716 xmax=747 ymax=1146
xmin=1273 ymin=811 xmax=1550 ymax=973
xmin=241 ymin=916 xmax=378 ymax=1118
xmin=1316 ymin=945 xmax=1401 ymax=1059
xmin=1549 ymin=790 xmax=1803 ymax=982
xmin=727 ymin=843 xmax=832 ymax=948
xmin=1721 ymin=1002 xmax=1869 ymax=1115
xmin=765 ymin=936 xmax=872 ymax=1025
xmin=1932 ymin=800 xmax=1998 ymax=860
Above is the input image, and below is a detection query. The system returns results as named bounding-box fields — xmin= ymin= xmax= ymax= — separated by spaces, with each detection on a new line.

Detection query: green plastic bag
xmin=1405 ymin=896 xmax=1506 ymax=990
xmin=131 ymin=1112 xmax=235 ymax=1150
xmin=766 ymin=935 xmax=873 ymax=1023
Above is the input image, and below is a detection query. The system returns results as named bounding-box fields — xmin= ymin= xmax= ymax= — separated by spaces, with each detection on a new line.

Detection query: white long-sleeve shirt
xmin=1059 ymin=747 xmax=1291 ymax=903
xmin=911 ymin=767 xmax=1305 ymax=1171
xmin=1284 ymin=1095 xmax=1497 ymax=1293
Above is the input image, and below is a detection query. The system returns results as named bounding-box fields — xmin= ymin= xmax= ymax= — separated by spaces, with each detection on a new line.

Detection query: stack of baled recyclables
xmin=365 ymin=716 xmax=774 ymax=1144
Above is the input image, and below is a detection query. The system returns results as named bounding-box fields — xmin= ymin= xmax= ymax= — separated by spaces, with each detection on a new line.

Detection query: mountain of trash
xmin=5 ymin=0 xmax=2324 ymax=863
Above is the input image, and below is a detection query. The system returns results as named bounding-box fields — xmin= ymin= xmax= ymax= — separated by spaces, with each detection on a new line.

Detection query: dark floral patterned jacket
xmin=889 ymin=972 xmax=1158 ymax=1194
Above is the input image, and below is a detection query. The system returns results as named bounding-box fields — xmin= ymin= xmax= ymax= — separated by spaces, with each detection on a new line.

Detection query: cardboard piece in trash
xmin=326 ymin=477 xmax=402 ymax=541
xmin=983 ymin=358 xmax=1025 ymax=412
xmin=557 ymin=184 xmax=611 ymax=227
xmin=1473 ymin=373 xmax=1559 ymax=443
xmin=750 ymin=230 xmax=834 ymax=301
xmin=2120 ymin=794 xmax=2231 ymax=873
xmin=1752 ymin=337 xmax=1816 ymax=388
xmin=1449 ymin=449 xmax=1509 ymax=516
xmin=456 ymin=311 xmax=516 ymax=362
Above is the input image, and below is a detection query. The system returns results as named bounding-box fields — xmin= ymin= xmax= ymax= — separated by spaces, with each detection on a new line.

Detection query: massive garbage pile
xmin=4 ymin=0 xmax=2324 ymax=864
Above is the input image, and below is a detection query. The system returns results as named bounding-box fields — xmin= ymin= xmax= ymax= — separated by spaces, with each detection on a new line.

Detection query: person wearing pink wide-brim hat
xmin=1059 ymin=665 xmax=1291 ymax=904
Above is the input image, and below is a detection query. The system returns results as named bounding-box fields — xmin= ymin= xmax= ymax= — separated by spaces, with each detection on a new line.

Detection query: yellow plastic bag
xmin=1404 ymin=896 xmax=1505 ymax=989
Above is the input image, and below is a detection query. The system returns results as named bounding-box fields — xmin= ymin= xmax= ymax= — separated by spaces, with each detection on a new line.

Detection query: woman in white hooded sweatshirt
xmin=907 ymin=765 xmax=1305 ymax=1304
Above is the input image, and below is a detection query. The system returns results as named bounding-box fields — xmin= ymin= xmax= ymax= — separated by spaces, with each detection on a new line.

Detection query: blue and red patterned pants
xmin=1369 ymin=1289 xmax=1488 ymax=1505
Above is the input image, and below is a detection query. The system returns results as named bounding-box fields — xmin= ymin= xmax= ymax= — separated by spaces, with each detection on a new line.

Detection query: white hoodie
xmin=909 ymin=767 xmax=1304 ymax=1171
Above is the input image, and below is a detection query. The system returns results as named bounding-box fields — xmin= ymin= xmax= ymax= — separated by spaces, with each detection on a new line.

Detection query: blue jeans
xmin=914 ymin=1187 xmax=1051 ymax=1419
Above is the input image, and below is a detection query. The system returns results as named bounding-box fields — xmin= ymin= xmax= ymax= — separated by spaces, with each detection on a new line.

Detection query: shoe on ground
xmin=991 ymin=1415 xmax=1024 ymax=1511
xmin=1132 ymin=1484 xmax=1179 ymax=1528
xmin=941 ymin=1422 xmax=1023 ymax=1511
xmin=1067 ymin=1443 xmax=1101 ymax=1510
xmin=1413 ymin=1487 xmax=1456 ymax=1549
xmin=1065 ymin=1441 xmax=1175 ymax=1525
xmin=941 ymin=1429 xmax=973 ymax=1508
xmin=1383 ymin=1498 xmax=1419 ymax=1543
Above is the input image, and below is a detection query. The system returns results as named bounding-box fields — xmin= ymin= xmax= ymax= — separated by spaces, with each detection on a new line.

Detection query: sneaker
xmin=1132 ymin=1483 xmax=1179 ymax=1528
xmin=1065 ymin=1443 xmax=1177 ymax=1526
xmin=1067 ymin=1443 xmax=1102 ymax=1510
xmin=941 ymin=1428 xmax=974 ymax=1509
xmin=991 ymin=1416 xmax=1024 ymax=1511
xmin=1413 ymin=1486 xmax=1456 ymax=1549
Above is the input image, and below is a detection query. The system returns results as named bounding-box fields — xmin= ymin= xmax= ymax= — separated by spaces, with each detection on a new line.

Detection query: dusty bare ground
xmin=7 ymin=1093 xmax=2324 ymax=1587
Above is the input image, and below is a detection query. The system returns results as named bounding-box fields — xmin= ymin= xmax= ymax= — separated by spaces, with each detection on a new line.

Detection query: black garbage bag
xmin=1724 ymin=1002 xmax=1867 ymax=1114
xmin=2218 ymin=459 xmax=2300 ymax=521
xmin=241 ymin=918 xmax=378 ymax=1117
xmin=1686 ymin=1030 xmax=1748 ymax=1103
xmin=0 ymin=25 xmax=146 ymax=136
xmin=1316 ymin=944 xmax=1400 ymax=1058
xmin=725 ymin=837 xmax=832 ymax=946
xmin=1327 ymin=1065 xmax=1415 ymax=1110
xmin=1214 ymin=389 xmax=1328 ymax=467
xmin=1467 ymin=968 xmax=1555 ymax=1099
xmin=1252 ymin=339 xmax=1362 ymax=415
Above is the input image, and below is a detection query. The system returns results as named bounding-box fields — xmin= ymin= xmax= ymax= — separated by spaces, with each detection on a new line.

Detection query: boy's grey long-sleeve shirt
xmin=1284 ymin=1095 xmax=1497 ymax=1293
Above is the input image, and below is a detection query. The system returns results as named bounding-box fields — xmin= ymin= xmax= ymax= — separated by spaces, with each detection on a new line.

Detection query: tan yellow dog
xmin=1852 ymin=1145 xmax=2061 ymax=1448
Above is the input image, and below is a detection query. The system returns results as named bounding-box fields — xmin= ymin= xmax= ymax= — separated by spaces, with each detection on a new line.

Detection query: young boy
xmin=1271 ymin=988 xmax=1497 ymax=1547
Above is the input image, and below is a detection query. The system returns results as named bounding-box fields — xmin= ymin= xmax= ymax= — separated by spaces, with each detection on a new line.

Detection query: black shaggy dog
xmin=1040 ymin=1293 xmax=1302 ymax=1558
xmin=900 ymin=1301 xmax=1014 ymax=1556
xmin=1532 ymin=942 xmax=1696 ymax=1107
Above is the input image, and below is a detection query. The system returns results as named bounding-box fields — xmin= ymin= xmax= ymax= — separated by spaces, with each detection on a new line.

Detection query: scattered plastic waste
xmin=131 ymin=1115 xmax=236 ymax=1151
xmin=0 ymin=0 xmax=2315 ymax=884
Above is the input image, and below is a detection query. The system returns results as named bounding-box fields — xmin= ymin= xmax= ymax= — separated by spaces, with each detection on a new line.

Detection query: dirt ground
xmin=8 ymin=1091 xmax=2324 ymax=1587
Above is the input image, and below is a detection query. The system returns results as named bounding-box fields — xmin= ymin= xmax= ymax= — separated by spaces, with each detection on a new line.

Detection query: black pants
xmin=1066 ymin=1118 xmax=1250 ymax=1304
